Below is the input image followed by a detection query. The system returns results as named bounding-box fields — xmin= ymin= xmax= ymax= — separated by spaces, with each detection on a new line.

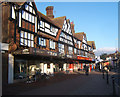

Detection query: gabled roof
xmin=51 ymin=16 xmax=66 ymax=41
xmin=74 ymin=32 xmax=85 ymax=41
xmin=70 ymin=23 xmax=75 ymax=35
xmin=37 ymin=11 xmax=61 ymax=29
xmin=52 ymin=16 xmax=66 ymax=29
xmin=87 ymin=41 xmax=96 ymax=49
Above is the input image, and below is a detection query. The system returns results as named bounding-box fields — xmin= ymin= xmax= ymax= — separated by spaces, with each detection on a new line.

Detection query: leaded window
xmin=38 ymin=37 xmax=46 ymax=47
xmin=20 ymin=31 xmax=34 ymax=47
xmin=49 ymin=40 xmax=55 ymax=50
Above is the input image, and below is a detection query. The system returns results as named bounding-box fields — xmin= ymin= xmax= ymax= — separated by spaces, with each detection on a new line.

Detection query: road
xmin=18 ymin=71 xmax=115 ymax=95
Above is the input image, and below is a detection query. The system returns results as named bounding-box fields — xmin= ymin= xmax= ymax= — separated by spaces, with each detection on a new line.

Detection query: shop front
xmin=9 ymin=48 xmax=59 ymax=83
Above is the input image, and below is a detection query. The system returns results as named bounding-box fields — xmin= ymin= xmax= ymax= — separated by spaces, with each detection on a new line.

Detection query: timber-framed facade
xmin=2 ymin=1 xmax=96 ymax=84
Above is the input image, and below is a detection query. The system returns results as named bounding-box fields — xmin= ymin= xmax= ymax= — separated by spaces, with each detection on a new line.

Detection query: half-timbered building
xmin=2 ymin=1 xmax=96 ymax=85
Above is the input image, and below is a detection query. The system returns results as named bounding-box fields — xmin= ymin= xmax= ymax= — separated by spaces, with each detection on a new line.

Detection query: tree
xmin=100 ymin=53 xmax=107 ymax=60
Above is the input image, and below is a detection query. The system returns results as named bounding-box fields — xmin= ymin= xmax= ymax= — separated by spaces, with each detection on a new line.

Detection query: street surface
xmin=17 ymin=71 xmax=116 ymax=95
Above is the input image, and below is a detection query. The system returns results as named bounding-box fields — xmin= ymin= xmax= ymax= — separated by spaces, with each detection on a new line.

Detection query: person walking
xmin=85 ymin=66 xmax=89 ymax=75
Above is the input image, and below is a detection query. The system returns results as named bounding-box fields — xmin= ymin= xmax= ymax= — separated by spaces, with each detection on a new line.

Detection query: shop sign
xmin=77 ymin=56 xmax=86 ymax=60
xmin=30 ymin=48 xmax=57 ymax=56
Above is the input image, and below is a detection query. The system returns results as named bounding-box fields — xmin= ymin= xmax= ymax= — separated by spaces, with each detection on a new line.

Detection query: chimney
xmin=46 ymin=6 xmax=54 ymax=19
xmin=71 ymin=21 xmax=75 ymax=35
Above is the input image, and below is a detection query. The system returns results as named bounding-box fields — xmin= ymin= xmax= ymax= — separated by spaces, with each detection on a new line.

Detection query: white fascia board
xmin=0 ymin=43 xmax=9 ymax=51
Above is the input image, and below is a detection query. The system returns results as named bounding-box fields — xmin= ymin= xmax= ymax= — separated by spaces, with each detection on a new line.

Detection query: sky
xmin=35 ymin=2 xmax=118 ymax=56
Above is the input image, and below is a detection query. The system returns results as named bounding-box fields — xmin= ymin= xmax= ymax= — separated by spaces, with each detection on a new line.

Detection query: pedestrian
xmin=85 ymin=66 xmax=89 ymax=76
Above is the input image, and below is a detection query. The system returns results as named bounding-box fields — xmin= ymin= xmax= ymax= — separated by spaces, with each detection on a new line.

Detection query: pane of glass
xmin=33 ymin=9 xmax=35 ymax=14
xmin=28 ymin=33 xmax=30 ymax=39
xmin=39 ymin=37 xmax=41 ymax=45
xmin=54 ymin=42 xmax=55 ymax=49
xmin=29 ymin=2 xmax=32 ymax=6
xmin=35 ymin=17 xmax=37 ymax=32
xmin=41 ymin=40 xmax=43 ymax=46
xmin=20 ymin=38 xmax=24 ymax=45
xmin=24 ymin=32 xmax=27 ymax=38
xmin=20 ymin=31 xmax=24 ymax=37
xmin=32 ymin=15 xmax=34 ymax=23
xmin=22 ymin=10 xmax=25 ymax=19
xmin=29 ymin=14 xmax=31 ymax=22
xmin=25 ymin=39 xmax=27 ymax=46
xmin=29 ymin=6 xmax=32 ymax=13
xmin=44 ymin=39 xmax=46 ymax=46
xmin=50 ymin=40 xmax=51 ymax=48
xmin=25 ymin=4 xmax=28 ymax=10
xmin=31 ymin=41 xmax=34 ymax=47
xmin=28 ymin=40 xmax=30 ymax=47
xmin=31 ymin=34 xmax=34 ymax=40
xmin=26 ymin=12 xmax=28 ymax=21
xmin=19 ymin=11 xmax=21 ymax=27
xmin=12 ymin=6 xmax=15 ymax=19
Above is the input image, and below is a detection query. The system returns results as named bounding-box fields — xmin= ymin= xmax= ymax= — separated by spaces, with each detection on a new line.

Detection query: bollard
xmin=112 ymin=77 xmax=116 ymax=95
xmin=106 ymin=71 xmax=109 ymax=84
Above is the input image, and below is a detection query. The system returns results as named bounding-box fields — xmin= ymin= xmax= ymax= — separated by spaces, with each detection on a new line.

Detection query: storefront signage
xmin=77 ymin=56 xmax=86 ymax=60
xmin=29 ymin=48 xmax=57 ymax=57
xmin=77 ymin=56 xmax=93 ymax=61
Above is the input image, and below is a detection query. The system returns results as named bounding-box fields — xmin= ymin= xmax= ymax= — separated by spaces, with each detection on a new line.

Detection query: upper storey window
xmin=21 ymin=2 xmax=36 ymax=24
xmin=20 ymin=31 xmax=34 ymax=47
xmin=19 ymin=2 xmax=37 ymax=33
xmin=59 ymin=19 xmax=73 ymax=46
xmin=22 ymin=10 xmax=35 ymax=23
xmin=49 ymin=40 xmax=56 ymax=50
xmin=38 ymin=19 xmax=58 ymax=37
xmin=38 ymin=37 xmax=46 ymax=47
xmin=11 ymin=5 xmax=16 ymax=19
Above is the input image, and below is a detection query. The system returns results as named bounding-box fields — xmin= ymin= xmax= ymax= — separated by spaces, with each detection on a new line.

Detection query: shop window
xmin=14 ymin=61 xmax=27 ymax=79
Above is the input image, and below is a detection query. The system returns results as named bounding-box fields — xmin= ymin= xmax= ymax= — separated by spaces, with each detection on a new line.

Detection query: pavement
xmin=14 ymin=71 xmax=117 ymax=95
